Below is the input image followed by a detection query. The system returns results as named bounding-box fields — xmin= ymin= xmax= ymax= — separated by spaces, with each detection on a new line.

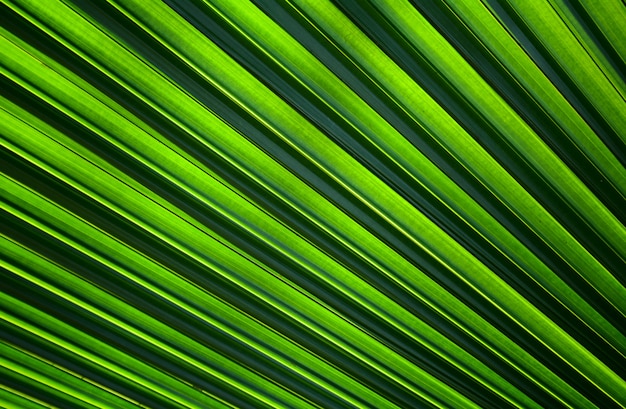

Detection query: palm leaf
xmin=1 ymin=0 xmax=625 ymax=407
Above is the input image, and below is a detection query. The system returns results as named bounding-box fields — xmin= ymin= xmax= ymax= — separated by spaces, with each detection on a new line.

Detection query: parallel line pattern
xmin=1 ymin=0 xmax=625 ymax=408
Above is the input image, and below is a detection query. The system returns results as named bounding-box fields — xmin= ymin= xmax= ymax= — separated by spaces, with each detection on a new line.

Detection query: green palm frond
xmin=1 ymin=0 xmax=625 ymax=408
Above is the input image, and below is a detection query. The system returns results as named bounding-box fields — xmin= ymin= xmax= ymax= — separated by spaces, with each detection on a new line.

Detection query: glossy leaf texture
xmin=1 ymin=0 xmax=625 ymax=408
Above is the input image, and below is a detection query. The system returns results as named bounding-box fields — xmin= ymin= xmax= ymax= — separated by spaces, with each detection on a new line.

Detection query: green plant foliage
xmin=1 ymin=0 xmax=625 ymax=407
